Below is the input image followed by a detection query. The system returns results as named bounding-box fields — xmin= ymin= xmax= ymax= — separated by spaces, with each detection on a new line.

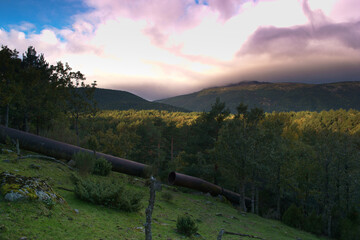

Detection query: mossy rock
xmin=0 ymin=171 xmax=65 ymax=204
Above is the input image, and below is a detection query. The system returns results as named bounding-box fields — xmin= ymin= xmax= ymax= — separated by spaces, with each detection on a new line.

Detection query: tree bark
xmin=255 ymin=187 xmax=259 ymax=215
xmin=327 ymin=211 xmax=332 ymax=237
xmin=75 ymin=116 xmax=79 ymax=146
xmin=276 ymin=166 xmax=281 ymax=219
xmin=251 ymin=182 xmax=255 ymax=214
xmin=24 ymin=112 xmax=29 ymax=132
xmin=5 ymin=103 xmax=9 ymax=127
xmin=241 ymin=181 xmax=247 ymax=212
xmin=145 ymin=176 xmax=156 ymax=240
xmin=345 ymin=163 xmax=350 ymax=213
xmin=170 ymin=136 xmax=173 ymax=161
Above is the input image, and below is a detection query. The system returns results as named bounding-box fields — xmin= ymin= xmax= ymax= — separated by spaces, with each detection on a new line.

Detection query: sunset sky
xmin=1 ymin=0 xmax=359 ymax=100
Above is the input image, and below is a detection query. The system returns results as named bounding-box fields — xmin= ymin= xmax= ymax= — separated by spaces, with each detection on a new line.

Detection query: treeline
xmin=73 ymin=103 xmax=359 ymax=239
xmin=0 ymin=45 xmax=96 ymax=143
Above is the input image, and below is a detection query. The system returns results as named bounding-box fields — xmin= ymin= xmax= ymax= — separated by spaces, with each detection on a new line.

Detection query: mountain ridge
xmin=156 ymin=81 xmax=360 ymax=113
xmin=93 ymin=88 xmax=189 ymax=112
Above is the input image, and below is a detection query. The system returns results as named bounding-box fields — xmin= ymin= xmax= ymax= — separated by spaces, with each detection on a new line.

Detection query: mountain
xmin=93 ymin=88 xmax=189 ymax=112
xmin=157 ymin=81 xmax=360 ymax=112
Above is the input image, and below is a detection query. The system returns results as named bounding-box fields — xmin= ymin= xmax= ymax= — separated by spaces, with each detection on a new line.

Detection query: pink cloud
xmin=1 ymin=0 xmax=359 ymax=101
xmin=83 ymin=0 xmax=202 ymax=30
xmin=330 ymin=0 xmax=360 ymax=22
xmin=238 ymin=0 xmax=360 ymax=57
xmin=207 ymin=0 xmax=243 ymax=20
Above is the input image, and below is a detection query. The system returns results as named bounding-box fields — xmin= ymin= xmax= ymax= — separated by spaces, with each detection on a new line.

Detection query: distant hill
xmin=157 ymin=81 xmax=360 ymax=113
xmin=93 ymin=88 xmax=189 ymax=112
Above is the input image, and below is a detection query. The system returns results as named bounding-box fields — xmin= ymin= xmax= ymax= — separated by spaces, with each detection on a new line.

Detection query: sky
xmin=0 ymin=0 xmax=359 ymax=100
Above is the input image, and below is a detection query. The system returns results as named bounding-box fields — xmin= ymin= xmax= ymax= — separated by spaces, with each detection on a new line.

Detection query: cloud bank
xmin=1 ymin=0 xmax=359 ymax=100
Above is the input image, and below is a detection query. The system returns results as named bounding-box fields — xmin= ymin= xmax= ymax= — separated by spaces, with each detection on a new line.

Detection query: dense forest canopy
xmin=0 ymin=45 xmax=96 ymax=142
xmin=1 ymin=45 xmax=359 ymax=239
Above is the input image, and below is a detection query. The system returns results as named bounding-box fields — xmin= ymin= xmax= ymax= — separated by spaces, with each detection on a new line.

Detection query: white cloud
xmin=0 ymin=0 xmax=359 ymax=100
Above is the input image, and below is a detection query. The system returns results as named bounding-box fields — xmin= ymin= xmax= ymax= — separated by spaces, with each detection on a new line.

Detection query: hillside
xmin=157 ymin=81 xmax=360 ymax=113
xmin=0 ymin=145 xmax=327 ymax=240
xmin=93 ymin=88 xmax=189 ymax=112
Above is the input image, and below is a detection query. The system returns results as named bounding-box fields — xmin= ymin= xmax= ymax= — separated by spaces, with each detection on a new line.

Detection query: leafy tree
xmin=214 ymin=103 xmax=264 ymax=212
xmin=0 ymin=45 xmax=21 ymax=127
xmin=51 ymin=61 xmax=97 ymax=145
xmin=181 ymin=98 xmax=230 ymax=181
xmin=18 ymin=46 xmax=52 ymax=132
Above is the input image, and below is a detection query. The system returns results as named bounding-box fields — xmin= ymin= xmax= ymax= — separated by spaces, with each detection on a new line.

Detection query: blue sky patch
xmin=0 ymin=0 xmax=92 ymax=33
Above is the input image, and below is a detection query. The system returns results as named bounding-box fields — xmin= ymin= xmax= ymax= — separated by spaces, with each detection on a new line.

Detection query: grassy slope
xmin=93 ymin=88 xmax=189 ymax=112
xmin=0 ymin=149 xmax=327 ymax=240
xmin=157 ymin=81 xmax=360 ymax=113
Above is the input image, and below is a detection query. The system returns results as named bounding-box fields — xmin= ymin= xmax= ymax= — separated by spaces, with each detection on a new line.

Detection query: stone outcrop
xmin=0 ymin=171 xmax=65 ymax=203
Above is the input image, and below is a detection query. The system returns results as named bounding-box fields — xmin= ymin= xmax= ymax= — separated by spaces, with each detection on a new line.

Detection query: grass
xmin=0 ymin=146 xmax=328 ymax=240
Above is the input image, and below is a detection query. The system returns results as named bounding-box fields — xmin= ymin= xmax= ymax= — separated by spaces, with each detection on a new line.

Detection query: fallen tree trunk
xmin=0 ymin=125 xmax=151 ymax=178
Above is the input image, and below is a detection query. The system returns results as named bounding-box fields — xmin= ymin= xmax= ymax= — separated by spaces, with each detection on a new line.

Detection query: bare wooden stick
xmin=217 ymin=229 xmax=225 ymax=240
xmin=145 ymin=176 xmax=156 ymax=240
xmin=16 ymin=139 xmax=20 ymax=156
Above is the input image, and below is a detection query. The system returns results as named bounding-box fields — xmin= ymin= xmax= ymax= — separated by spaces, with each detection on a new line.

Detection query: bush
xmin=161 ymin=192 xmax=174 ymax=202
xmin=340 ymin=208 xmax=360 ymax=240
xmin=93 ymin=157 xmax=112 ymax=176
xmin=176 ymin=215 xmax=198 ymax=237
xmin=74 ymin=176 xmax=143 ymax=212
xmin=73 ymin=152 xmax=96 ymax=175
xmin=303 ymin=211 xmax=322 ymax=235
xmin=282 ymin=204 xmax=304 ymax=229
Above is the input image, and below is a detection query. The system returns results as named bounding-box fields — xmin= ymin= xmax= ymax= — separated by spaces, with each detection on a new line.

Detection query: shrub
xmin=303 ymin=211 xmax=322 ymax=235
xmin=161 ymin=192 xmax=174 ymax=202
xmin=282 ymin=204 xmax=304 ymax=229
xmin=340 ymin=208 xmax=360 ymax=240
xmin=176 ymin=215 xmax=198 ymax=237
xmin=93 ymin=157 xmax=112 ymax=176
xmin=74 ymin=176 xmax=143 ymax=212
xmin=73 ymin=152 xmax=96 ymax=175
xmin=340 ymin=219 xmax=360 ymax=240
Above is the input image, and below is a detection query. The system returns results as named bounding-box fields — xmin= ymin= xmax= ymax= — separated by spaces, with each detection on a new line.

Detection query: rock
xmin=194 ymin=233 xmax=202 ymax=237
xmin=154 ymin=181 xmax=162 ymax=191
xmin=4 ymin=192 xmax=25 ymax=201
xmin=19 ymin=237 xmax=27 ymax=240
xmin=29 ymin=164 xmax=41 ymax=170
xmin=67 ymin=160 xmax=76 ymax=167
xmin=215 ymin=213 xmax=223 ymax=217
xmin=205 ymin=201 xmax=213 ymax=205
xmin=0 ymin=172 xmax=65 ymax=204
xmin=1 ymin=149 xmax=13 ymax=154
xmin=74 ymin=209 xmax=79 ymax=214
xmin=135 ymin=226 xmax=144 ymax=232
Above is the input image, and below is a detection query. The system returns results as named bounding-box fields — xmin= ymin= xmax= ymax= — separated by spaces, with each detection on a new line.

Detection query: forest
xmin=1 ymin=45 xmax=359 ymax=239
